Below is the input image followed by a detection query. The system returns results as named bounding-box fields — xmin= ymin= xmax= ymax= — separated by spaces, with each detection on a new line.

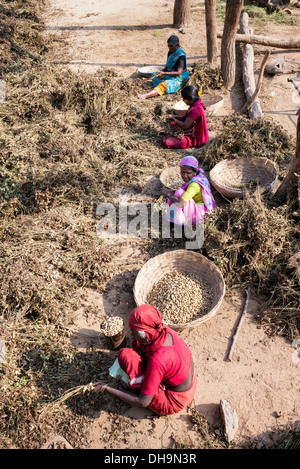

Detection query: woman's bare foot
xmin=134 ymin=90 xmax=146 ymax=99
xmin=134 ymin=90 xmax=159 ymax=100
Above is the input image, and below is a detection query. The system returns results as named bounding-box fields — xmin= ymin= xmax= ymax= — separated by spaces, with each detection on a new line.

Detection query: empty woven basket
xmin=209 ymin=157 xmax=278 ymax=199
xmin=159 ymin=166 xmax=182 ymax=190
xmin=133 ymin=250 xmax=225 ymax=331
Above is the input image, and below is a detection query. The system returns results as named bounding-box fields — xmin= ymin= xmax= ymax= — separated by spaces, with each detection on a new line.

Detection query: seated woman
xmin=163 ymin=85 xmax=209 ymax=149
xmin=93 ymin=305 xmax=197 ymax=416
xmin=161 ymin=155 xmax=216 ymax=226
xmin=135 ymin=35 xmax=189 ymax=100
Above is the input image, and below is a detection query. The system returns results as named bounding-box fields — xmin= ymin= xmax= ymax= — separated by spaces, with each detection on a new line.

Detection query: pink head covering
xmin=180 ymin=156 xmax=203 ymax=173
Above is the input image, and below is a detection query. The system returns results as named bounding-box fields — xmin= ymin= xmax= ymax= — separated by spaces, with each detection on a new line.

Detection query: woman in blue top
xmin=135 ymin=35 xmax=189 ymax=99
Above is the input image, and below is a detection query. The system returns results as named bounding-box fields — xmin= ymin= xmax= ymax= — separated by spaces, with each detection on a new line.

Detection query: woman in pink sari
xmin=162 ymin=155 xmax=216 ymax=226
xmin=93 ymin=305 xmax=197 ymax=415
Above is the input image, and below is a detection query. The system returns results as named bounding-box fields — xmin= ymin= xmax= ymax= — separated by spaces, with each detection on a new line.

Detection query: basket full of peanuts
xmin=133 ymin=250 xmax=225 ymax=331
xmin=101 ymin=316 xmax=126 ymax=350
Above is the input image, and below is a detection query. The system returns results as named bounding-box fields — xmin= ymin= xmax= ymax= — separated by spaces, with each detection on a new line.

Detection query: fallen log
xmin=217 ymin=32 xmax=300 ymax=49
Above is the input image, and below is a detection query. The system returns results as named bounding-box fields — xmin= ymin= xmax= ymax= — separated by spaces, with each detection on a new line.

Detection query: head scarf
xmin=167 ymin=34 xmax=180 ymax=46
xmin=180 ymin=156 xmax=217 ymax=212
xmin=128 ymin=305 xmax=168 ymax=358
xmin=180 ymin=155 xmax=199 ymax=170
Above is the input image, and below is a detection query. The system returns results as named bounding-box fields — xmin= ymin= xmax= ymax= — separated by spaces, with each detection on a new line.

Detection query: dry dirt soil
xmin=41 ymin=0 xmax=300 ymax=449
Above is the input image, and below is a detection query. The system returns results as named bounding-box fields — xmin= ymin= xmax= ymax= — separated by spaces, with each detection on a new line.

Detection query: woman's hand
xmin=161 ymin=187 xmax=173 ymax=197
xmin=93 ymin=380 xmax=154 ymax=408
xmin=93 ymin=381 xmax=107 ymax=393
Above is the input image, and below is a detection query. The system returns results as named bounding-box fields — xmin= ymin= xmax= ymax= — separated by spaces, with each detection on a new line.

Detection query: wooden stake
xmin=239 ymin=50 xmax=271 ymax=114
xmin=226 ymin=286 xmax=251 ymax=362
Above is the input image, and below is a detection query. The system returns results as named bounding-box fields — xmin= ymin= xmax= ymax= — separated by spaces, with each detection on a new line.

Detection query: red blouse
xmin=183 ymin=99 xmax=209 ymax=147
xmin=141 ymin=327 xmax=192 ymax=396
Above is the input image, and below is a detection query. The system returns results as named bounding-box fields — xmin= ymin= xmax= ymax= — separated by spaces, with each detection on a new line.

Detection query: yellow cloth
xmin=155 ymin=81 xmax=168 ymax=95
xmin=180 ymin=182 xmax=203 ymax=204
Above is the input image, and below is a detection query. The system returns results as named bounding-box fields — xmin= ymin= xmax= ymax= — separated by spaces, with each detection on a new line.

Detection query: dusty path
xmin=42 ymin=0 xmax=300 ymax=448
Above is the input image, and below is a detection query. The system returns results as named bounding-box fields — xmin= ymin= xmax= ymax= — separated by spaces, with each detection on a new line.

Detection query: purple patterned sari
xmin=165 ymin=157 xmax=216 ymax=226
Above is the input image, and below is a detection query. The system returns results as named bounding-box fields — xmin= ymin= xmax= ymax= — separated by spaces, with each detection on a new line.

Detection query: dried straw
xmin=40 ymin=381 xmax=106 ymax=415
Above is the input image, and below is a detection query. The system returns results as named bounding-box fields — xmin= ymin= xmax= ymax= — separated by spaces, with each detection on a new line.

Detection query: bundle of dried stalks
xmin=204 ymin=191 xmax=299 ymax=339
xmin=0 ymin=207 xmax=118 ymax=324
xmin=190 ymin=63 xmax=224 ymax=93
xmin=202 ymin=115 xmax=294 ymax=172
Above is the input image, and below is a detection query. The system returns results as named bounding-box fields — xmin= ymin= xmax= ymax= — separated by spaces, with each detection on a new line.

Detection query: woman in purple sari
xmin=161 ymin=156 xmax=216 ymax=226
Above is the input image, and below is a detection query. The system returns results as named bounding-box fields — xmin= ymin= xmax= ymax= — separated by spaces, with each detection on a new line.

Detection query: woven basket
xmin=209 ymin=157 xmax=278 ymax=199
xmin=133 ymin=250 xmax=225 ymax=331
xmin=159 ymin=166 xmax=182 ymax=190
xmin=201 ymin=93 xmax=224 ymax=116
xmin=159 ymin=166 xmax=210 ymax=191
xmin=172 ymin=100 xmax=189 ymax=116
xmin=172 ymin=93 xmax=224 ymax=117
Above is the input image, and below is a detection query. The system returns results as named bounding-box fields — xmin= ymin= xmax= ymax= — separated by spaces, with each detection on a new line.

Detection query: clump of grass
xmin=0 ymin=0 xmax=46 ymax=75
xmin=172 ymin=407 xmax=228 ymax=449
xmin=217 ymin=1 xmax=300 ymax=26
xmin=277 ymin=426 xmax=300 ymax=449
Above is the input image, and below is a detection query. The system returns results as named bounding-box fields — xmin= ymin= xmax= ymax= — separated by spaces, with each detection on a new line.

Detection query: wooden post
xmin=238 ymin=11 xmax=264 ymax=119
xmin=205 ymin=0 xmax=217 ymax=65
xmin=173 ymin=0 xmax=192 ymax=29
xmin=239 ymin=50 xmax=270 ymax=116
xmin=221 ymin=0 xmax=244 ymax=89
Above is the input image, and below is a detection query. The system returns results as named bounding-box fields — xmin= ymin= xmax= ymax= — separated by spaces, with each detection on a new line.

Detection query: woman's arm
xmin=171 ymin=116 xmax=195 ymax=131
xmin=156 ymin=66 xmax=184 ymax=79
xmin=168 ymin=195 xmax=187 ymax=208
xmin=161 ymin=187 xmax=175 ymax=197
xmin=161 ymin=187 xmax=187 ymax=208
xmin=166 ymin=113 xmax=185 ymax=121
xmin=93 ymin=382 xmax=153 ymax=408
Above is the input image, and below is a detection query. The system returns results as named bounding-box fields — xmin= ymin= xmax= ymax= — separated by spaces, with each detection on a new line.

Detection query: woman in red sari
xmin=93 ymin=305 xmax=197 ymax=415
xmin=163 ymin=85 xmax=209 ymax=149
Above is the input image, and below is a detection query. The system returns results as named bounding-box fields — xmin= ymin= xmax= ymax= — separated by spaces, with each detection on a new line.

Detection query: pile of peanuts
xmin=164 ymin=174 xmax=182 ymax=190
xmin=101 ymin=316 xmax=124 ymax=337
xmin=147 ymin=271 xmax=213 ymax=325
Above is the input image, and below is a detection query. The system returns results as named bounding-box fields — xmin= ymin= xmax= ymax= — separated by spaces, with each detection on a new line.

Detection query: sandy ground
xmin=42 ymin=0 xmax=300 ymax=449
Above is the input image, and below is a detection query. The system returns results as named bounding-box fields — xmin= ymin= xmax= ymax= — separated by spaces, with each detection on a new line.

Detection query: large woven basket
xmin=172 ymin=93 xmax=224 ymax=116
xmin=159 ymin=166 xmax=210 ymax=191
xmin=159 ymin=166 xmax=182 ymax=190
xmin=201 ymin=93 xmax=224 ymax=116
xmin=133 ymin=250 xmax=225 ymax=331
xmin=209 ymin=157 xmax=278 ymax=199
